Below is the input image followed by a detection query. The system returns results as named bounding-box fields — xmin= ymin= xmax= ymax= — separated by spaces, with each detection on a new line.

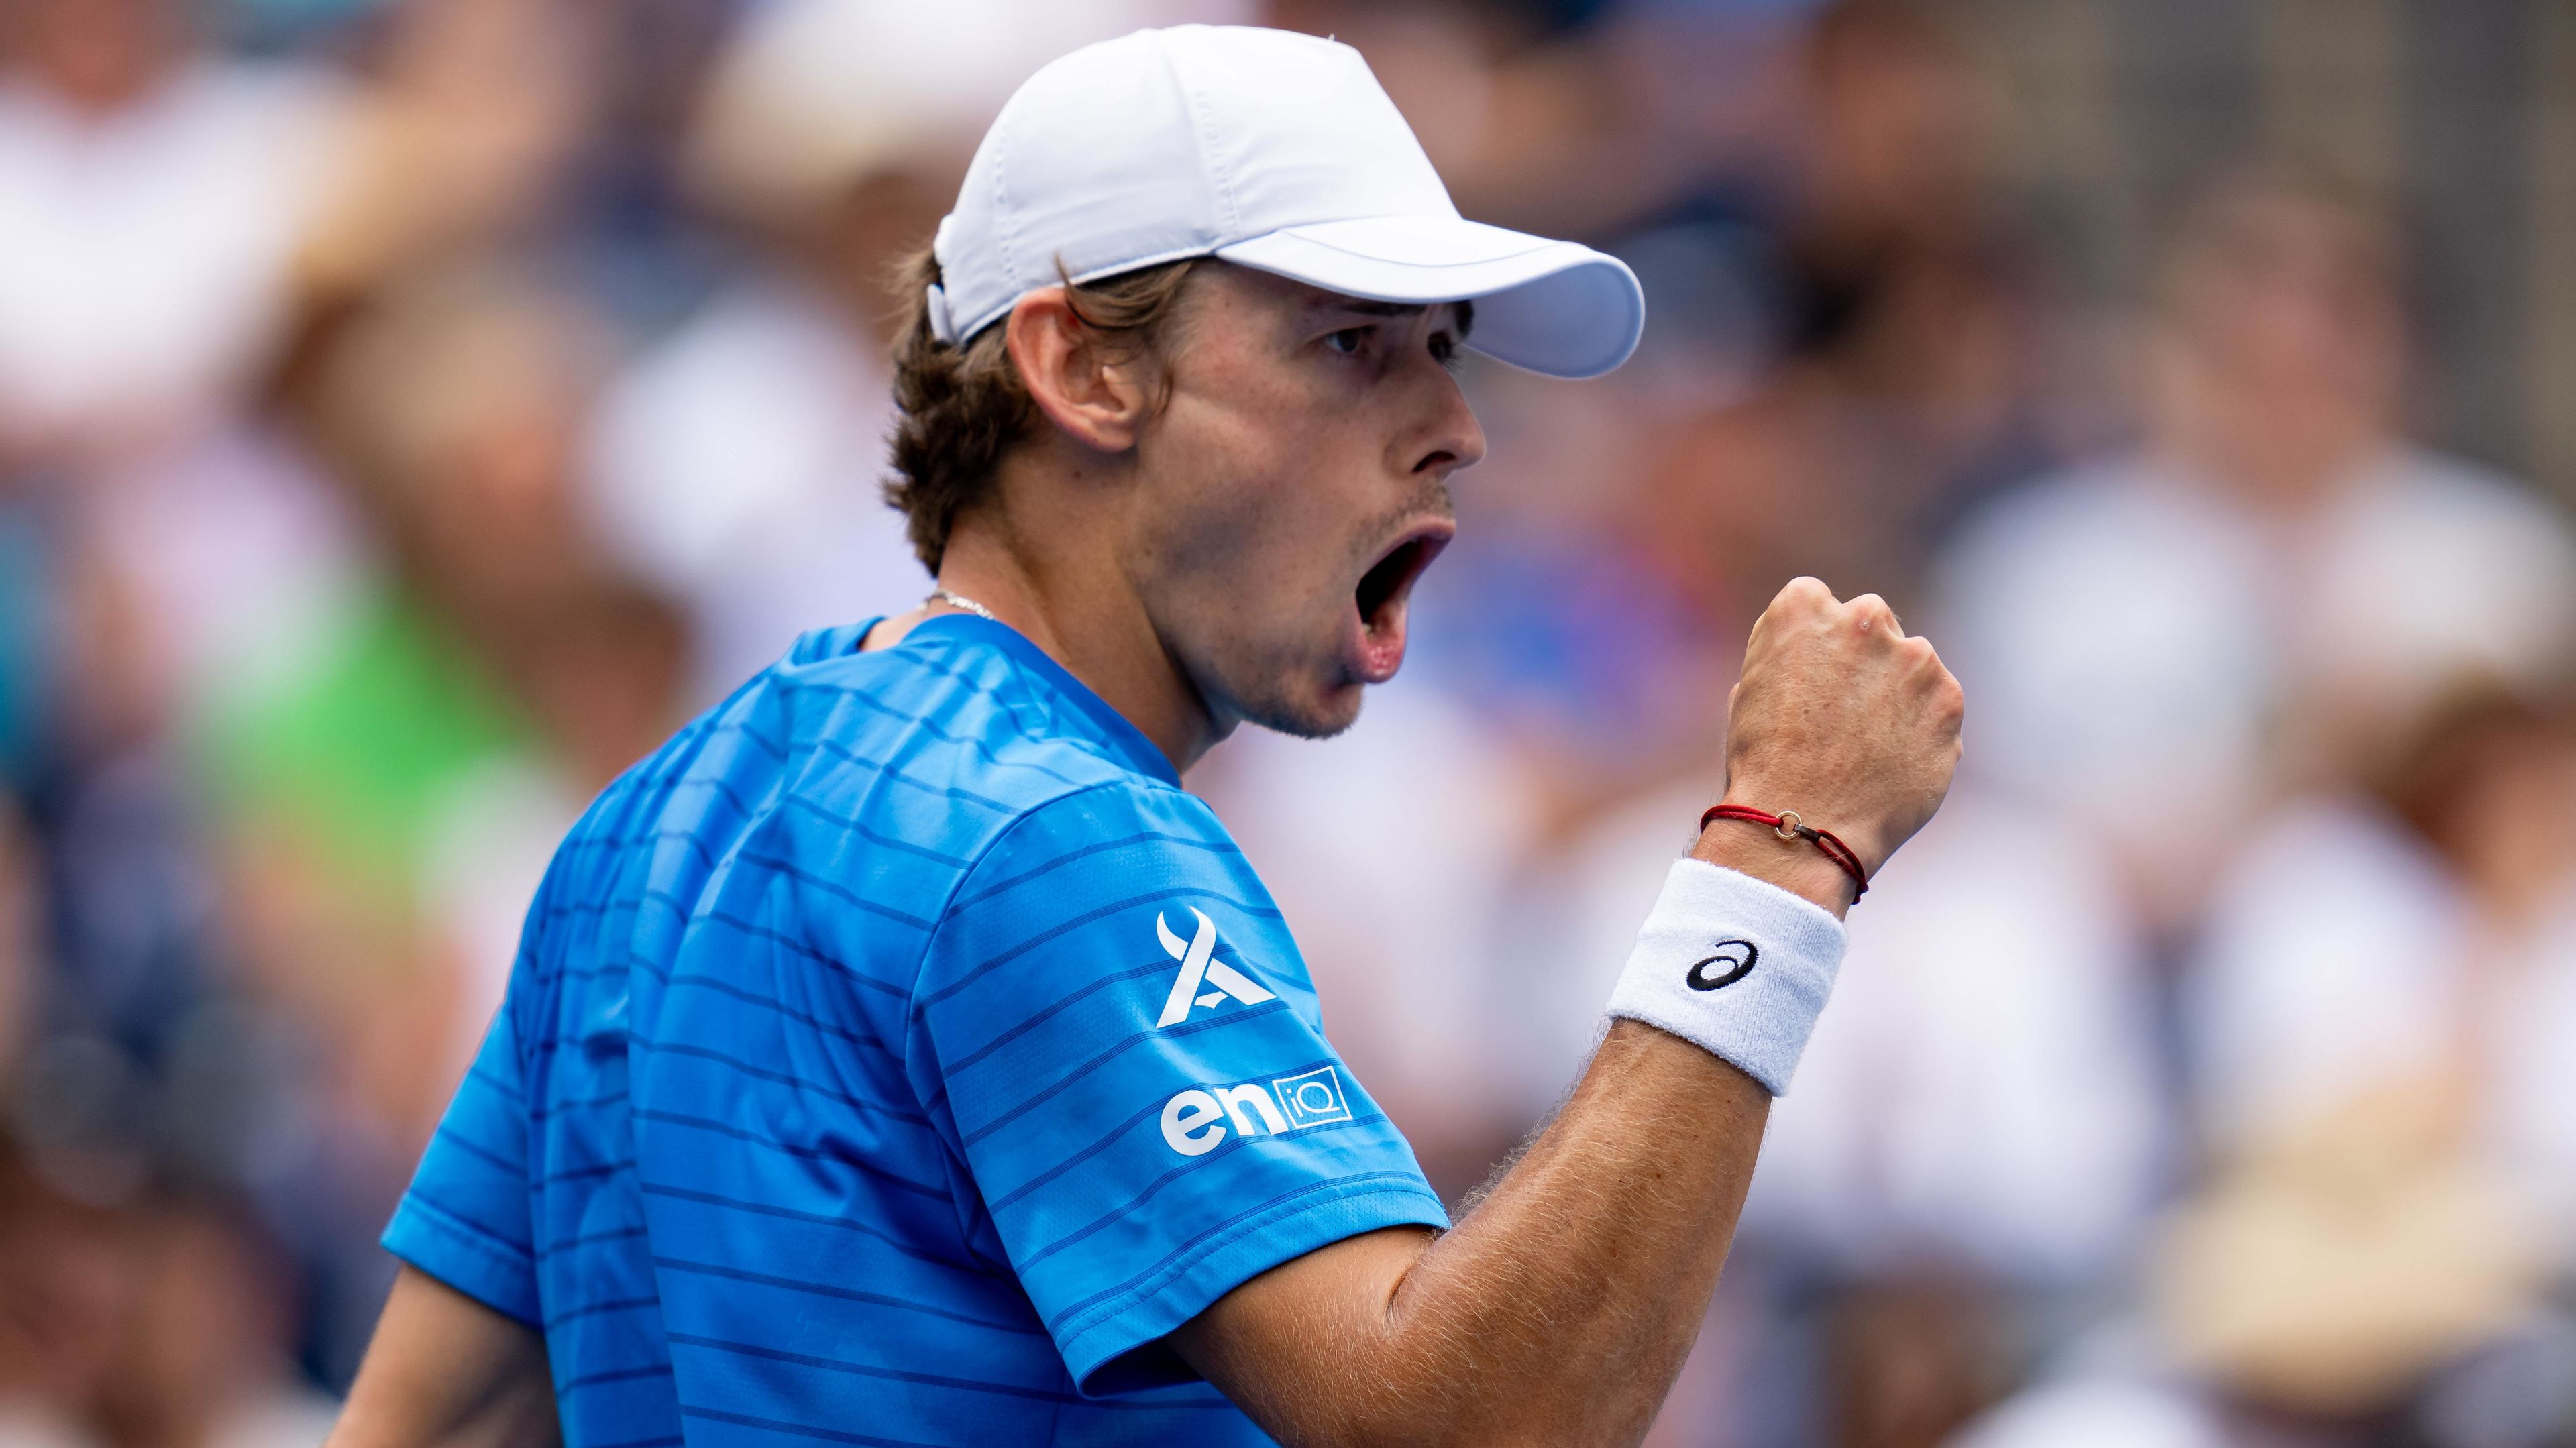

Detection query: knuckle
xmin=1846 ymin=593 xmax=1901 ymax=638
xmin=1777 ymin=575 xmax=1833 ymax=608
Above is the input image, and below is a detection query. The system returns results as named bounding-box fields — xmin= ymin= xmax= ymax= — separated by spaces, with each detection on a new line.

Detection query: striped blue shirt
xmin=382 ymin=614 xmax=1450 ymax=1446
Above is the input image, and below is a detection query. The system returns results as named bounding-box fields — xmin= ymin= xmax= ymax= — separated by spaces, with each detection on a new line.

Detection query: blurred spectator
xmin=1933 ymin=166 xmax=2576 ymax=927
xmin=1640 ymin=0 xmax=2063 ymax=641
xmin=2155 ymin=688 xmax=2576 ymax=1433
xmin=0 ymin=1167 xmax=335 ymax=1448
xmin=248 ymin=261 xmax=678 ymax=1101
xmin=1959 ymin=687 xmax=2576 ymax=1448
xmin=90 ymin=1195 xmax=336 ymax=1448
xmin=288 ymin=0 xmax=597 ymax=315
xmin=0 ymin=0 xmax=584 ymax=467
xmin=0 ymin=0 xmax=349 ymax=468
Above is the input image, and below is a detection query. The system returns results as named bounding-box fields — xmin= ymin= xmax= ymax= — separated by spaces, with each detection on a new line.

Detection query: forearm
xmin=1393 ymin=1019 xmax=1772 ymax=1443
xmin=1183 ymin=1023 xmax=1766 ymax=1448
xmin=1181 ymin=826 xmax=1841 ymax=1447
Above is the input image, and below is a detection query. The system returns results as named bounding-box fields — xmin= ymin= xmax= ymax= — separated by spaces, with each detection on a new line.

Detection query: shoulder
xmin=759 ymin=616 xmax=1250 ymax=924
xmin=916 ymin=772 xmax=1297 ymax=1030
xmin=548 ymin=616 xmax=1267 ymax=966
xmin=956 ymin=775 xmax=1250 ymax=919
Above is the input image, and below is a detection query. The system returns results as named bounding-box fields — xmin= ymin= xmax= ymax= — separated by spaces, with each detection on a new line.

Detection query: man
xmin=329 ymin=25 xmax=1962 ymax=1448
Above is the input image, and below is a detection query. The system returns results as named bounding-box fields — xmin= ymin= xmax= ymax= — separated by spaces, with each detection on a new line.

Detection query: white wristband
xmin=1603 ymin=858 xmax=1849 ymax=1095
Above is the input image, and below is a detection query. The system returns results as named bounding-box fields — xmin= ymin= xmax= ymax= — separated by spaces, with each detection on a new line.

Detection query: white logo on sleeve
xmin=1154 ymin=907 xmax=1277 ymax=1027
xmin=1160 ymin=1066 xmax=1356 ymax=1156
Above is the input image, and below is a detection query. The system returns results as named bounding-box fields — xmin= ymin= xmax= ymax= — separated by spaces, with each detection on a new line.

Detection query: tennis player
xmin=331 ymin=25 xmax=1961 ymax=1448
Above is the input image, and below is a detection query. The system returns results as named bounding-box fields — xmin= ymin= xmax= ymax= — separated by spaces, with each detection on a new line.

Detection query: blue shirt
xmin=382 ymin=615 xmax=1449 ymax=1446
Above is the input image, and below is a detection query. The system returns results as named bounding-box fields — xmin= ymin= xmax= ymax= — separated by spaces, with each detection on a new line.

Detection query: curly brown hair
xmin=883 ymin=248 xmax=1205 ymax=573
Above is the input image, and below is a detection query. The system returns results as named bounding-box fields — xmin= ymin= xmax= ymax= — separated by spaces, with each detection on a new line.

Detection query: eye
xmin=1324 ymin=326 xmax=1371 ymax=356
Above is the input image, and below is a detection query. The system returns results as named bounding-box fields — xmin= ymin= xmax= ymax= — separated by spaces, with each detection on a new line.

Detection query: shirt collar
xmin=898 ymin=614 xmax=1181 ymax=786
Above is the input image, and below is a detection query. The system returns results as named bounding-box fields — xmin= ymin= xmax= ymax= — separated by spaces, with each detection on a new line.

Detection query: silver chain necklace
xmin=925 ymin=588 xmax=998 ymax=622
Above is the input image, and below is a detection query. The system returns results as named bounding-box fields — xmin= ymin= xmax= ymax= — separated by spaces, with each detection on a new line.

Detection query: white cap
xmin=926 ymin=25 xmax=1646 ymax=379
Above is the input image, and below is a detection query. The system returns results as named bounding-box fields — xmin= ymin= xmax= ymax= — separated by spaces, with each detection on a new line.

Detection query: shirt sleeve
xmin=382 ymin=988 xmax=543 ymax=1328
xmin=908 ymin=780 xmax=1450 ymax=1395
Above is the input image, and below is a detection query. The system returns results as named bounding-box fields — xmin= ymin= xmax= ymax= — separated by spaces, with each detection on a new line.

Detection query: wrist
xmin=1603 ymin=858 xmax=1850 ymax=1095
xmin=1690 ymin=814 xmax=1857 ymax=921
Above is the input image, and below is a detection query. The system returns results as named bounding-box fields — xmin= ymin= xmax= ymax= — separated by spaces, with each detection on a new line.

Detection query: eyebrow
xmin=1331 ymin=299 xmax=1425 ymax=318
xmin=1317 ymin=297 xmax=1477 ymax=339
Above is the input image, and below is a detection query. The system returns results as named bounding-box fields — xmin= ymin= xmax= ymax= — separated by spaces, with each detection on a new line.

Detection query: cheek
xmin=1140 ymin=377 xmax=1373 ymax=607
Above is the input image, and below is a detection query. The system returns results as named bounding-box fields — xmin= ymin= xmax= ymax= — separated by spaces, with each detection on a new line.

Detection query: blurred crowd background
xmin=2 ymin=0 xmax=2575 ymax=1445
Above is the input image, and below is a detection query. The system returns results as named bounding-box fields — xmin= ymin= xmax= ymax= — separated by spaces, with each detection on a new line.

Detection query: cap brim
xmin=1214 ymin=215 xmax=1644 ymax=380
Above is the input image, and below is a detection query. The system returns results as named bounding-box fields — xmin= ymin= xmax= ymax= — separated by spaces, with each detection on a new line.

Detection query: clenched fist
xmin=1697 ymin=577 xmax=1964 ymax=911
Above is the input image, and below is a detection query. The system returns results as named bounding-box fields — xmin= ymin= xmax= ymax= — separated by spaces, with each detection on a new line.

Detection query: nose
xmin=1408 ymin=368 xmax=1488 ymax=478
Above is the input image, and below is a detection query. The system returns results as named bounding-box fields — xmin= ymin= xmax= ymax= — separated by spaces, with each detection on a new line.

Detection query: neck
xmin=924 ymin=516 xmax=1218 ymax=775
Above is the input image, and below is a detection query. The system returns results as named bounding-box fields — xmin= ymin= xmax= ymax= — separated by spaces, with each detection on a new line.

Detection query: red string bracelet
xmin=1699 ymin=804 xmax=1870 ymax=899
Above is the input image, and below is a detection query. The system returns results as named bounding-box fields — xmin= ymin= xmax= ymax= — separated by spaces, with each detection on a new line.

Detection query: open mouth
xmin=1350 ymin=524 xmax=1451 ymax=683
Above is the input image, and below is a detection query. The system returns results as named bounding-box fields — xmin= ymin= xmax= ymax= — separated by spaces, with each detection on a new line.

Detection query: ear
xmin=1004 ymin=288 xmax=1155 ymax=454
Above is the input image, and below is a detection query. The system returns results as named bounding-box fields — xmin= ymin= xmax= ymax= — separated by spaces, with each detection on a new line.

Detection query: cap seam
xmin=1165 ymin=34 xmax=1242 ymax=241
xmin=988 ymin=96 xmax=1020 ymax=321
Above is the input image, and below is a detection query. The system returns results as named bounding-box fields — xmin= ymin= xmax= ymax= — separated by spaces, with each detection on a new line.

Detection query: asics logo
xmin=1685 ymin=940 xmax=1758 ymax=992
xmin=1155 ymin=907 xmax=1277 ymax=1027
